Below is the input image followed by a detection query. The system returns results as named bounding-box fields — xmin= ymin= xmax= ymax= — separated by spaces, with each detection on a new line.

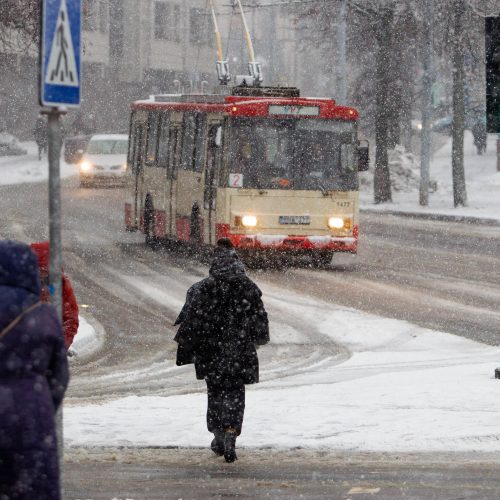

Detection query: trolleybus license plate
xmin=279 ymin=215 xmax=310 ymax=225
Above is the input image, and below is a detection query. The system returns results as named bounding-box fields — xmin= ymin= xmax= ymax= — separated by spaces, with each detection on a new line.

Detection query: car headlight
xmin=80 ymin=160 xmax=93 ymax=172
xmin=122 ymin=162 xmax=127 ymax=170
xmin=242 ymin=215 xmax=257 ymax=227
xmin=328 ymin=217 xmax=345 ymax=229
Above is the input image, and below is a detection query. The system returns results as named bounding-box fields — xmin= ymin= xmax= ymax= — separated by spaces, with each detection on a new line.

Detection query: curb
xmin=360 ymin=208 xmax=500 ymax=227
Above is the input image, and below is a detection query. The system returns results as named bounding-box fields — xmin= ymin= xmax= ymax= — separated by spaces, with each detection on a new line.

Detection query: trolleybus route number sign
xmin=269 ymin=105 xmax=320 ymax=116
xmin=229 ymin=173 xmax=243 ymax=187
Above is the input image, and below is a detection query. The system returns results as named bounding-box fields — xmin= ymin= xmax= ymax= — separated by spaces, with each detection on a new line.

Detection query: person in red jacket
xmin=30 ymin=242 xmax=79 ymax=349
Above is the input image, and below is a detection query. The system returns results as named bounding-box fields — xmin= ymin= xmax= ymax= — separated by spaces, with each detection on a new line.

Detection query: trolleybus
xmin=124 ymin=85 xmax=369 ymax=264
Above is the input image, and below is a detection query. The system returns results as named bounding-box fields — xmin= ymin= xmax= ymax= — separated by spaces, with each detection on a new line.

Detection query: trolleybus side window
xmin=145 ymin=112 xmax=160 ymax=165
xmin=157 ymin=113 xmax=170 ymax=168
xmin=204 ymin=124 xmax=223 ymax=209
xmin=168 ymin=127 xmax=182 ymax=179
xmin=131 ymin=123 xmax=144 ymax=174
xmin=127 ymin=113 xmax=136 ymax=167
xmin=181 ymin=113 xmax=204 ymax=172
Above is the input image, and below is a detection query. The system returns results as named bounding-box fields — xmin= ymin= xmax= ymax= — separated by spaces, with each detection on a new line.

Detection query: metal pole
xmin=48 ymin=110 xmax=63 ymax=319
xmin=46 ymin=107 xmax=65 ymax=485
xmin=420 ymin=0 xmax=433 ymax=206
xmin=336 ymin=0 xmax=347 ymax=103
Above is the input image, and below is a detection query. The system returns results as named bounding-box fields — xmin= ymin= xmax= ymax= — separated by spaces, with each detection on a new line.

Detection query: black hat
xmin=216 ymin=238 xmax=234 ymax=249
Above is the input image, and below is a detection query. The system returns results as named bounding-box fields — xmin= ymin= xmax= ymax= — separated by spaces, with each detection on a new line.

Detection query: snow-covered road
xmin=1 ymin=135 xmax=500 ymax=454
xmin=64 ymin=284 xmax=500 ymax=453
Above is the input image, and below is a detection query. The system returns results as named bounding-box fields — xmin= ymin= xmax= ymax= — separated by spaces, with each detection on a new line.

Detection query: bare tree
xmin=294 ymin=0 xmax=421 ymax=204
xmin=0 ymin=0 xmax=40 ymax=52
xmin=451 ymin=0 xmax=468 ymax=207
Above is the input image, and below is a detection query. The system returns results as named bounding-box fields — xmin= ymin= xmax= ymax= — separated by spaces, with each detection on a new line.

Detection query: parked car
xmin=64 ymin=134 xmax=91 ymax=164
xmin=78 ymin=134 xmax=129 ymax=187
xmin=430 ymin=116 xmax=452 ymax=135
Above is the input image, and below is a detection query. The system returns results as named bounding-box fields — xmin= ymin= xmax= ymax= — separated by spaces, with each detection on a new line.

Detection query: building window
xmin=99 ymin=1 xmax=108 ymax=34
xmin=190 ymin=8 xmax=209 ymax=45
xmin=109 ymin=0 xmax=124 ymax=61
xmin=83 ymin=0 xmax=97 ymax=31
xmin=154 ymin=2 xmax=180 ymax=42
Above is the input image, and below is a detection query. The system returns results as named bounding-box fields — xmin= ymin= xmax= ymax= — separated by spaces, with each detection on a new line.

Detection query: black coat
xmin=174 ymin=248 xmax=269 ymax=384
xmin=0 ymin=240 xmax=69 ymax=500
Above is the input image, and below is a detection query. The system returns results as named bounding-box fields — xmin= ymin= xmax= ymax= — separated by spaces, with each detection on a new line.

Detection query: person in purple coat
xmin=0 ymin=240 xmax=69 ymax=500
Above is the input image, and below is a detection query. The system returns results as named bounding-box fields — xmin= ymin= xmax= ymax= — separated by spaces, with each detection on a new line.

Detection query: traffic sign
xmin=40 ymin=0 xmax=81 ymax=107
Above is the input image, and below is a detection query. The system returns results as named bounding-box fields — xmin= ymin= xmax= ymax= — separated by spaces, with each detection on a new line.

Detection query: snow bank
xmin=360 ymin=131 xmax=500 ymax=223
xmin=64 ymin=293 xmax=500 ymax=453
xmin=0 ymin=141 xmax=78 ymax=186
xmin=70 ymin=315 xmax=104 ymax=359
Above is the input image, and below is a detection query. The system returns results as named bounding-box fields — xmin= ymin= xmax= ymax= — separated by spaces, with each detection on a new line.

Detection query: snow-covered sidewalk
xmin=64 ymin=286 xmax=500 ymax=453
xmin=0 ymin=141 xmax=78 ymax=185
xmin=360 ymin=131 xmax=500 ymax=224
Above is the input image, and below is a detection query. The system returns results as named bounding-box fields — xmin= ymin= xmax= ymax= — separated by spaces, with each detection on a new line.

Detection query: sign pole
xmin=44 ymin=105 xmax=66 ymax=490
xmin=40 ymin=0 xmax=82 ymax=495
xmin=46 ymin=108 xmax=64 ymax=322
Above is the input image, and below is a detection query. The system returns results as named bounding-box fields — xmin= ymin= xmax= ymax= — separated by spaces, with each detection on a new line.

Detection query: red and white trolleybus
xmin=124 ymin=84 xmax=369 ymax=264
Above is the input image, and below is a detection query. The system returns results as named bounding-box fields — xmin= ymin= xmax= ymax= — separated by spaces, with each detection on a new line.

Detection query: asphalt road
xmin=1 ymin=178 xmax=500 ymax=498
xmin=62 ymin=448 xmax=500 ymax=499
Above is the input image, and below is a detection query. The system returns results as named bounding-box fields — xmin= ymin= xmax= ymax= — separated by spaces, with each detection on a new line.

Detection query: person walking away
xmin=30 ymin=241 xmax=79 ymax=349
xmin=174 ymin=238 xmax=269 ymax=462
xmin=34 ymin=114 xmax=48 ymax=160
xmin=472 ymin=119 xmax=487 ymax=155
xmin=0 ymin=240 xmax=69 ymax=500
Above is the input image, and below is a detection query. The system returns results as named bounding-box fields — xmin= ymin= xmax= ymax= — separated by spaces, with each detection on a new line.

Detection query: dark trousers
xmin=206 ymin=378 xmax=246 ymax=436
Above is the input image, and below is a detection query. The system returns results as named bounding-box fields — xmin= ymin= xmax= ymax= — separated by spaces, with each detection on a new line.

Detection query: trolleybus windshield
xmin=228 ymin=118 xmax=358 ymax=191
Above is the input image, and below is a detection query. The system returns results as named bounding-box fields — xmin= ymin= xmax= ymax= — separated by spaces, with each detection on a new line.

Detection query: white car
xmin=79 ymin=134 xmax=128 ymax=186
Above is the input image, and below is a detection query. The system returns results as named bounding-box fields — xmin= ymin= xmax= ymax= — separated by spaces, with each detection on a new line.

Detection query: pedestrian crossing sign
xmin=40 ymin=0 xmax=81 ymax=107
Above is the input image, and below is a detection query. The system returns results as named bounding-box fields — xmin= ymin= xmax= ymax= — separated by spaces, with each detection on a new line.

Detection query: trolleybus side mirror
xmin=341 ymin=143 xmax=357 ymax=171
xmin=357 ymin=140 xmax=369 ymax=171
xmin=215 ymin=126 xmax=222 ymax=147
xmin=209 ymin=126 xmax=222 ymax=148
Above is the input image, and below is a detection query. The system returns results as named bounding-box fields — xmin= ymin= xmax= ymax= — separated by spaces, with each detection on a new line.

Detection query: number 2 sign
xmin=229 ymin=173 xmax=243 ymax=188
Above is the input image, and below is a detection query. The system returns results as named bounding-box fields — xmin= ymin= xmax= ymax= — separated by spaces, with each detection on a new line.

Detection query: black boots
xmin=211 ymin=431 xmax=224 ymax=456
xmin=224 ymin=428 xmax=237 ymax=463
xmin=211 ymin=428 xmax=238 ymax=462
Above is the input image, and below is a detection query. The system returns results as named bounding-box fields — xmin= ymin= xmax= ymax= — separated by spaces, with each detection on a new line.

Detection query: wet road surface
xmin=1 ymin=179 xmax=499 ymax=497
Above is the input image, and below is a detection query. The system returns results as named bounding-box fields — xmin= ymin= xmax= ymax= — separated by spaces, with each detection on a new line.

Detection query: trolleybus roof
xmin=131 ymin=87 xmax=359 ymax=121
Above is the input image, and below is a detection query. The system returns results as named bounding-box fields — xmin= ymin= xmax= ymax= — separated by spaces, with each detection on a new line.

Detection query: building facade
xmin=0 ymin=0 xmax=301 ymax=138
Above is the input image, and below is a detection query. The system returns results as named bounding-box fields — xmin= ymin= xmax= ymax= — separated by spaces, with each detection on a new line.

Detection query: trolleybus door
xmin=131 ymin=122 xmax=145 ymax=230
xmin=177 ymin=113 xmax=205 ymax=243
xmin=167 ymin=125 xmax=182 ymax=237
xmin=155 ymin=112 xmax=170 ymax=221
xmin=203 ymin=123 xmax=223 ymax=245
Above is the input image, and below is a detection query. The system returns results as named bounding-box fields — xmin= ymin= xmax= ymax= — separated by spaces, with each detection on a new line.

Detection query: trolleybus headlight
xmin=328 ymin=217 xmax=344 ymax=229
xmin=80 ymin=160 xmax=93 ymax=172
xmin=242 ymin=215 xmax=257 ymax=227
